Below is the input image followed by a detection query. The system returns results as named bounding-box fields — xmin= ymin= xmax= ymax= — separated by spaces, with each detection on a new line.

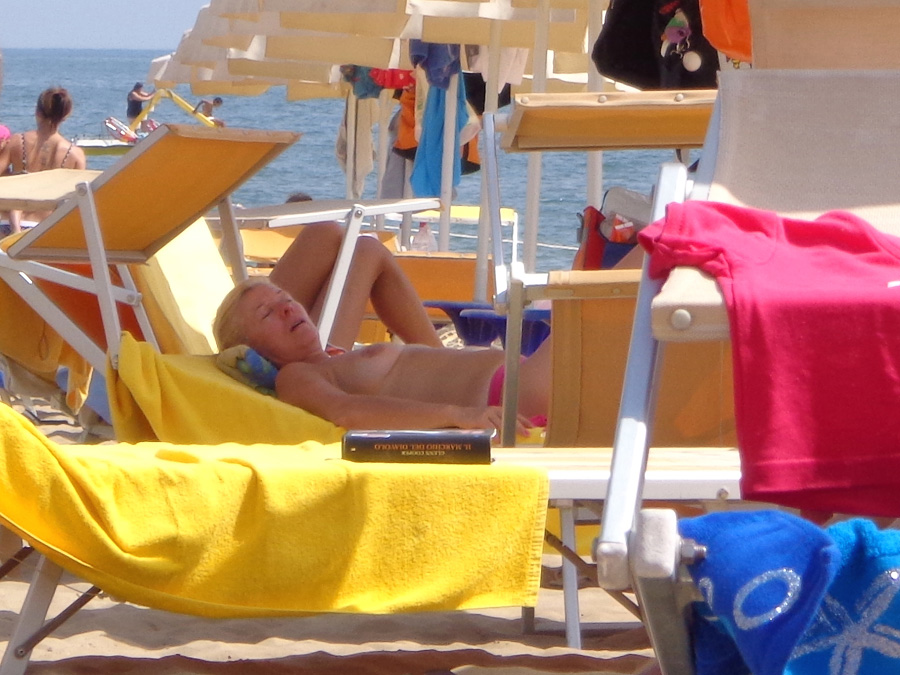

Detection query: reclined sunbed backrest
xmin=702 ymin=68 xmax=900 ymax=236
xmin=130 ymin=218 xmax=234 ymax=355
xmin=7 ymin=125 xmax=298 ymax=265
xmin=748 ymin=0 xmax=900 ymax=69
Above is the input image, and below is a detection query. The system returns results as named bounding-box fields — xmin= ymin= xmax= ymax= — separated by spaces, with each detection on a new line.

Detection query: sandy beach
xmin=0 ymin=404 xmax=657 ymax=675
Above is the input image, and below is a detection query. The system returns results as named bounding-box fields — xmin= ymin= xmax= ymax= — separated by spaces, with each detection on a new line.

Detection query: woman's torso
xmin=127 ymin=93 xmax=144 ymax=118
xmin=325 ymin=342 xmax=505 ymax=407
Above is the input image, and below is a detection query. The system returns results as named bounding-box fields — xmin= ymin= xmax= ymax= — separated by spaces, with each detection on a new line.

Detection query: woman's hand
xmin=454 ymin=406 xmax=533 ymax=438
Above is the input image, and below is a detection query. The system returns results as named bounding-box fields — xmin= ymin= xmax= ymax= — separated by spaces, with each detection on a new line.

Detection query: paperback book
xmin=342 ymin=429 xmax=493 ymax=464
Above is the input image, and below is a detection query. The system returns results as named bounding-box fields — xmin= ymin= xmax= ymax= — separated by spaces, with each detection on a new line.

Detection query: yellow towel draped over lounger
xmin=0 ymin=403 xmax=548 ymax=617
xmin=108 ymin=332 xmax=344 ymax=445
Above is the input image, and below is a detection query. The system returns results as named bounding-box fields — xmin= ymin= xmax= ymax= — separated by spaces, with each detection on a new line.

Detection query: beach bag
xmin=592 ymin=0 xmax=719 ymax=90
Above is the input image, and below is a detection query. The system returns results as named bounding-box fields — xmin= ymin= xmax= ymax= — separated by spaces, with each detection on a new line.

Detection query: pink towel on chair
xmin=640 ymin=201 xmax=900 ymax=517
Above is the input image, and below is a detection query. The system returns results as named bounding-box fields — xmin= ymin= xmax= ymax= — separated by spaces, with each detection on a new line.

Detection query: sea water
xmin=0 ymin=48 xmax=673 ymax=272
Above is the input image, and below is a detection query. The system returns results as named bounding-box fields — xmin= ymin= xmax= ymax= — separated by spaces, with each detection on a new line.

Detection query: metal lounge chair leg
xmin=0 ymin=555 xmax=63 ymax=675
xmin=521 ymin=606 xmax=536 ymax=634
xmin=0 ymin=553 xmax=103 ymax=675
xmin=632 ymin=509 xmax=703 ymax=675
xmin=557 ymin=499 xmax=583 ymax=649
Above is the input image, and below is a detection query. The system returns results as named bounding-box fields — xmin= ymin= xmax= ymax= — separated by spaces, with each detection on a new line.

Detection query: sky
xmin=0 ymin=1 xmax=209 ymax=51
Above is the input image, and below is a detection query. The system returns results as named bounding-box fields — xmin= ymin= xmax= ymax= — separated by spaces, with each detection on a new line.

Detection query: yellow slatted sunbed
xmin=0 ymin=124 xmax=440 ymax=428
xmin=0 ymin=125 xmax=299 ymax=418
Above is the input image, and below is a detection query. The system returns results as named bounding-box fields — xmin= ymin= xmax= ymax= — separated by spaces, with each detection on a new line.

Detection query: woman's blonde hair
xmin=212 ymin=276 xmax=274 ymax=350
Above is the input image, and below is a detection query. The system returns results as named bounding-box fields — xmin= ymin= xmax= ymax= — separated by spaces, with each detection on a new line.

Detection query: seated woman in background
xmin=0 ymin=124 xmax=11 ymax=233
xmin=3 ymin=87 xmax=87 ymax=234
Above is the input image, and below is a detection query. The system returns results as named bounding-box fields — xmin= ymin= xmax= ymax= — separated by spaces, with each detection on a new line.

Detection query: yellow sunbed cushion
xmin=0 ymin=402 xmax=548 ymax=617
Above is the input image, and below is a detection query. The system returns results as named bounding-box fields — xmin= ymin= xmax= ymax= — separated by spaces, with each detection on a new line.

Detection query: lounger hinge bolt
xmin=681 ymin=539 xmax=706 ymax=564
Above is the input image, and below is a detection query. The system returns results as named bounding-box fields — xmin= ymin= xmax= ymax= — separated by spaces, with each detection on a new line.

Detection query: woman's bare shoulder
xmin=64 ymin=144 xmax=87 ymax=170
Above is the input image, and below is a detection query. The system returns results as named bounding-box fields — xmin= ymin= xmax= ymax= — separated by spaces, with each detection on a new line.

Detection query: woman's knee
xmin=354 ymin=234 xmax=391 ymax=268
xmin=270 ymin=222 xmax=344 ymax=301
xmin=296 ymin=221 xmax=344 ymax=250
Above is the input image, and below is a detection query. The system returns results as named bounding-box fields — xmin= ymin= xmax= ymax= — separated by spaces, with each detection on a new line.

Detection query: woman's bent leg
xmin=270 ymin=223 xmax=441 ymax=349
xmin=331 ymin=235 xmax=442 ymax=348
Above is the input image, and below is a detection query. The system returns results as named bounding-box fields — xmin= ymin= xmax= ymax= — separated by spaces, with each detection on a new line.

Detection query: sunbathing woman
xmin=4 ymin=87 xmax=87 ymax=233
xmin=213 ymin=277 xmax=549 ymax=434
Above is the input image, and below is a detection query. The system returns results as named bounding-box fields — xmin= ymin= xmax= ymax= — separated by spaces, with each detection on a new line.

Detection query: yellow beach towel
xmin=108 ymin=332 xmax=344 ymax=445
xmin=0 ymin=403 xmax=548 ymax=617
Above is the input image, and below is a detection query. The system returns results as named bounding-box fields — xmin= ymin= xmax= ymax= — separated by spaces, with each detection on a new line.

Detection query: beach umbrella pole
xmin=439 ymin=73 xmax=459 ymax=251
xmin=475 ymin=21 xmax=504 ymax=301
xmin=586 ymin=0 xmax=605 ymax=208
xmin=345 ymin=91 xmax=358 ymax=200
xmin=400 ymin=159 xmax=414 ymax=249
xmin=522 ymin=0 xmax=551 ymax=273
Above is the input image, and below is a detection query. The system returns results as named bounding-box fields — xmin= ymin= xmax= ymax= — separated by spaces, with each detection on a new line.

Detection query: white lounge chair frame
xmin=595 ymin=67 xmax=900 ymax=673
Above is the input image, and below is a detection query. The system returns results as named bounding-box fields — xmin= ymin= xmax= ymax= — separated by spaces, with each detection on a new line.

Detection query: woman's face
xmin=234 ymin=284 xmax=323 ymax=366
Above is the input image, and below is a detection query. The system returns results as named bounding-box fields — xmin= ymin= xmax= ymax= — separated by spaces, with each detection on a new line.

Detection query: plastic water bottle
xmin=410 ymin=222 xmax=438 ymax=252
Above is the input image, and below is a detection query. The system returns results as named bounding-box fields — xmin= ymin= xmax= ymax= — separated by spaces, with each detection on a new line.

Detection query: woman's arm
xmin=5 ymin=133 xmax=22 ymax=175
xmin=67 ymin=146 xmax=87 ymax=171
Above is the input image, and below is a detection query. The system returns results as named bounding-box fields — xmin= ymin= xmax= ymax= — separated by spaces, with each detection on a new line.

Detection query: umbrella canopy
xmin=148 ymin=0 xmax=602 ymax=291
xmin=151 ymin=1 xmax=597 ymax=102
xmin=149 ymin=1 xmax=416 ymax=98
